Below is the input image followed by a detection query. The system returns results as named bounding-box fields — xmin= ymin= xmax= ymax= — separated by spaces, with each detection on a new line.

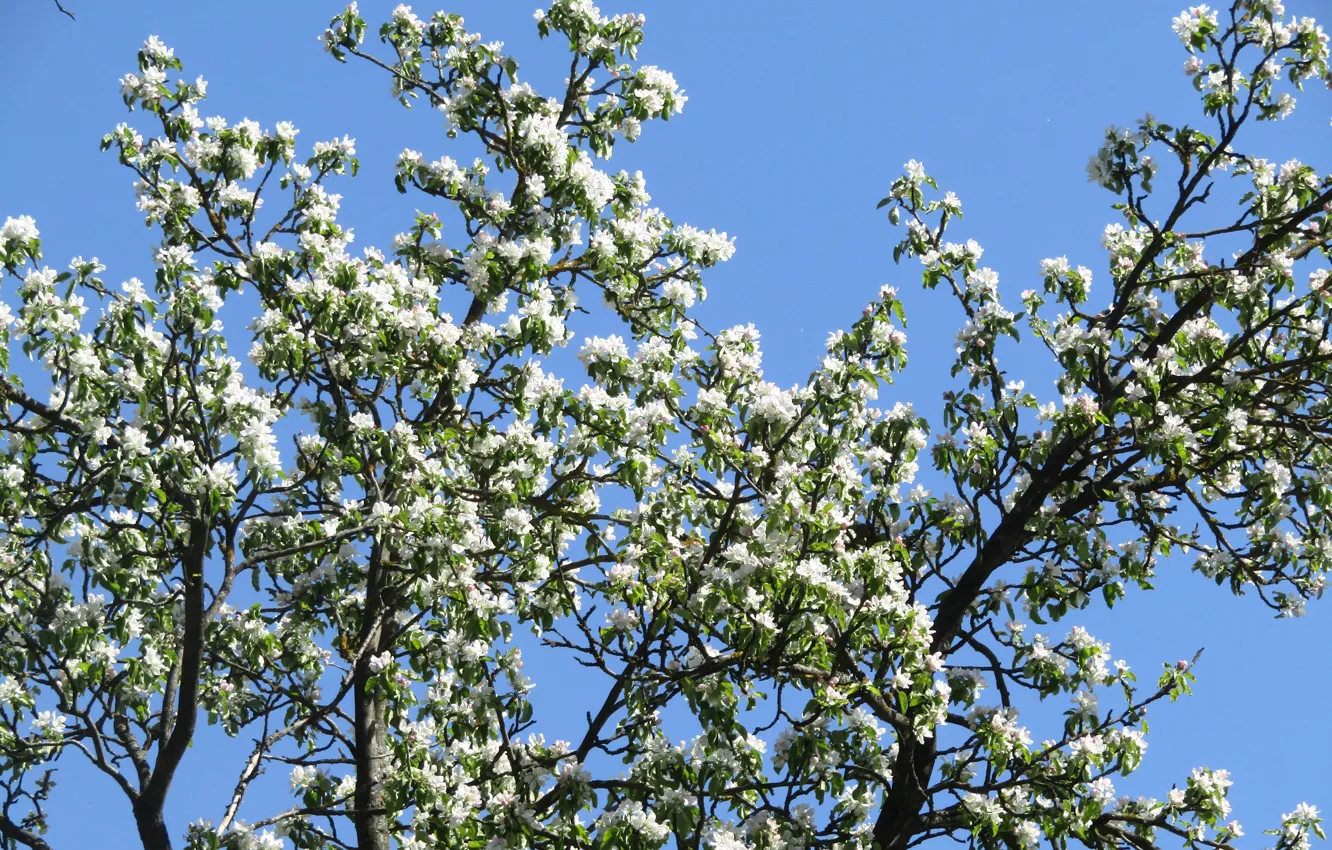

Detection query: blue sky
xmin=1 ymin=0 xmax=1329 ymax=846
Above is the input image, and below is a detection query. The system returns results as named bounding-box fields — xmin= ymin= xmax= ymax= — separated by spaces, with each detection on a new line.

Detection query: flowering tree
xmin=0 ymin=2 xmax=1330 ymax=850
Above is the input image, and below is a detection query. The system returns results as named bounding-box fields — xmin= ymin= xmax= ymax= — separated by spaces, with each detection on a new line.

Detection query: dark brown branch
xmin=133 ymin=518 xmax=209 ymax=850
xmin=0 ymin=814 xmax=53 ymax=850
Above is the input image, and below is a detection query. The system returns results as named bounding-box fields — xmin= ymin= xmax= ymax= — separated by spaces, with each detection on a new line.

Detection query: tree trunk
xmin=353 ymin=553 xmax=392 ymax=850
xmin=132 ymin=517 xmax=210 ymax=850
xmin=133 ymin=802 xmax=173 ymax=850
xmin=353 ymin=646 xmax=391 ymax=850
xmin=873 ymin=736 xmax=936 ymax=850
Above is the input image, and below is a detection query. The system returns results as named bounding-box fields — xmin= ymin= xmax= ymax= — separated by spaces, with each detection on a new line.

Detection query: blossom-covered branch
xmin=0 ymin=2 xmax=1328 ymax=849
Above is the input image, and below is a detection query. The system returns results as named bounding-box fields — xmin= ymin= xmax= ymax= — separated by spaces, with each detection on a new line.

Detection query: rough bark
xmin=131 ymin=518 xmax=209 ymax=850
xmin=353 ymin=648 xmax=391 ymax=850
xmin=353 ymin=539 xmax=392 ymax=850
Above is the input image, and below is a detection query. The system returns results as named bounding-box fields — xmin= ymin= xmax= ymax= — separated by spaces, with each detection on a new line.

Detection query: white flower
xmin=274 ymin=121 xmax=299 ymax=142
xmin=502 ymin=507 xmax=533 ymax=536
xmin=1014 ymin=821 xmax=1041 ymax=847
xmin=143 ymin=35 xmax=175 ymax=63
xmin=1070 ymin=734 xmax=1105 ymax=757
xmin=607 ymin=608 xmax=640 ymax=631
xmin=1087 ymin=776 xmax=1116 ymax=804
xmin=32 ymin=711 xmax=67 ymax=738
xmin=1264 ymin=459 xmax=1292 ymax=492
xmin=0 ymin=464 xmax=24 ymax=489
xmin=597 ymin=799 xmax=671 ymax=842
xmin=1040 ymin=256 xmax=1071 ymax=277
xmin=662 ymin=278 xmax=696 ymax=308
xmin=673 ymin=224 xmax=735 ymax=265
xmin=120 ymin=426 xmax=151 ymax=457
xmin=1286 ymin=803 xmax=1320 ymax=823
xmin=290 ymin=765 xmax=319 ymax=791
xmin=0 ymin=215 xmax=38 ymax=245
xmin=1172 ymin=5 xmax=1217 ymax=44
xmin=632 ymin=65 xmax=686 ymax=117
xmin=569 ymin=151 xmax=614 ymax=212
xmin=197 ymin=461 xmax=239 ymax=495
xmin=313 ymin=135 xmax=357 ymax=157
xmin=391 ymin=4 xmax=424 ymax=32
xmin=748 ymin=382 xmax=798 ymax=426
xmin=253 ymin=831 xmax=284 ymax=850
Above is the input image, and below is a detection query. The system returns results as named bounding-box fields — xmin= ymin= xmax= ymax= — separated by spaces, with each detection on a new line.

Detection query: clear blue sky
xmin=1 ymin=0 xmax=1328 ymax=846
